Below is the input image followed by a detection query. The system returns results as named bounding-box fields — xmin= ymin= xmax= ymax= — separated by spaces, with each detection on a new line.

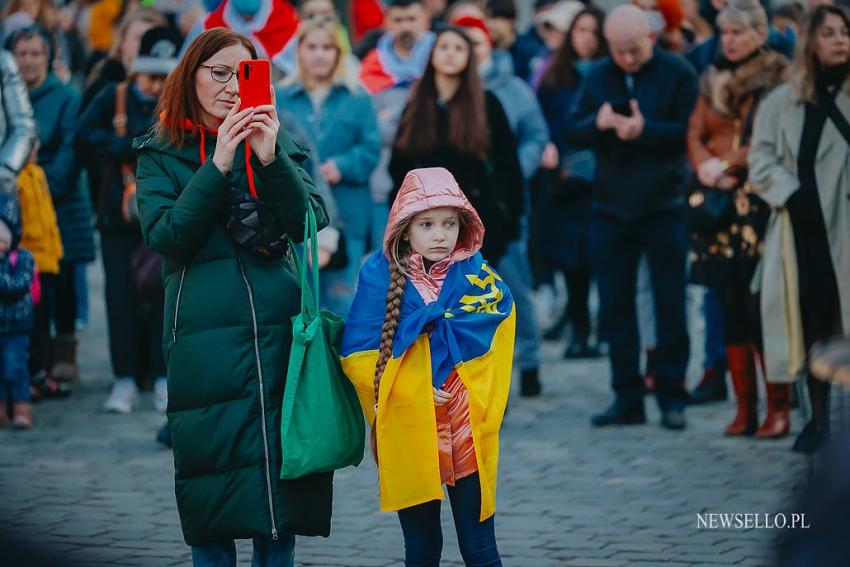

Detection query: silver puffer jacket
xmin=0 ymin=49 xmax=36 ymax=196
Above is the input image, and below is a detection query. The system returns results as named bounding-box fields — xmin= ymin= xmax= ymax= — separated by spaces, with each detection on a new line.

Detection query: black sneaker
xmin=660 ymin=409 xmax=687 ymax=431
xmin=591 ymin=401 xmax=646 ymax=427
xmin=156 ymin=423 xmax=172 ymax=448
xmin=520 ymin=368 xmax=541 ymax=397
xmin=564 ymin=340 xmax=601 ymax=360
xmin=791 ymin=420 xmax=828 ymax=454
xmin=688 ymin=365 xmax=728 ymax=405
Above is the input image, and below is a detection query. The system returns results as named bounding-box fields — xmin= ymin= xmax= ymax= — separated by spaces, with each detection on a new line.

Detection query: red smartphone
xmin=238 ymin=59 xmax=271 ymax=109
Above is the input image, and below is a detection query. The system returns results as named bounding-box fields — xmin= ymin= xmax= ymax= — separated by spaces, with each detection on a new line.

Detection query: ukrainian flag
xmin=341 ymin=251 xmax=515 ymax=521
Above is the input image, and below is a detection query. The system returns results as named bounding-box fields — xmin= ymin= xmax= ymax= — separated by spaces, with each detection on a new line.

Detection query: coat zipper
xmin=237 ymin=259 xmax=279 ymax=541
xmin=172 ymin=267 xmax=187 ymax=343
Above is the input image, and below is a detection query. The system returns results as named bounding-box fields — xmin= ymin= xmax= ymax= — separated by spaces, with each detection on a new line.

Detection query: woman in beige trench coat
xmin=748 ymin=4 xmax=850 ymax=454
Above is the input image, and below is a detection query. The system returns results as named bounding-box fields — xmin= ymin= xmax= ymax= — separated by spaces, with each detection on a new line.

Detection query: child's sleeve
xmin=0 ymin=251 xmax=34 ymax=300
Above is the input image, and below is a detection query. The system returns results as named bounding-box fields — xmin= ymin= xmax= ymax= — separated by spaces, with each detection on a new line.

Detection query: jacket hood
xmin=28 ymin=73 xmax=63 ymax=101
xmin=384 ymin=167 xmax=485 ymax=260
xmin=0 ymin=193 xmax=22 ymax=249
xmin=482 ymin=50 xmax=515 ymax=89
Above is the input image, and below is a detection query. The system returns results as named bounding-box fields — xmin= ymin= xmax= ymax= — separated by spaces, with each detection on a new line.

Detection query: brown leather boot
xmin=50 ymin=334 xmax=79 ymax=382
xmin=755 ymin=349 xmax=791 ymax=438
xmin=724 ymin=344 xmax=758 ymax=436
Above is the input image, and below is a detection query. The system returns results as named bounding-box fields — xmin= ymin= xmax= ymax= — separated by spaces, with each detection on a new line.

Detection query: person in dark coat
xmin=135 ymin=28 xmax=331 ymax=561
xmin=565 ymin=5 xmax=698 ymax=430
xmin=389 ymin=26 xmax=524 ymax=271
xmin=536 ymin=5 xmax=607 ymax=358
xmin=78 ymin=27 xmax=180 ymax=416
xmin=8 ymin=25 xmax=94 ymax=393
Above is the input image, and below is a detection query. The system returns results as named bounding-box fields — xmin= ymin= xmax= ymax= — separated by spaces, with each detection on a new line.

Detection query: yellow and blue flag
xmin=341 ymin=251 xmax=515 ymax=520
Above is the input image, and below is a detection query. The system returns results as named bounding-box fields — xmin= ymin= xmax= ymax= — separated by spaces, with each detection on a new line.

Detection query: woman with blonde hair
xmin=685 ymin=0 xmax=790 ymax=435
xmin=748 ymin=4 xmax=850 ymax=454
xmin=277 ymin=17 xmax=380 ymax=316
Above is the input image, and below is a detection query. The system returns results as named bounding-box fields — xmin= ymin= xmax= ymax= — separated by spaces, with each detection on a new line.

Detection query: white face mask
xmin=647 ymin=10 xmax=666 ymax=33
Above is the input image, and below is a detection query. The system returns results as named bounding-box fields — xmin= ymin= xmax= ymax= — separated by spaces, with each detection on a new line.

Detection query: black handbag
xmin=219 ymin=186 xmax=290 ymax=260
xmin=687 ymin=179 xmax=736 ymax=234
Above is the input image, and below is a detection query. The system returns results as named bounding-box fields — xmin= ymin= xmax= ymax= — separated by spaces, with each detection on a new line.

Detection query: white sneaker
xmin=103 ymin=378 xmax=139 ymax=414
xmin=153 ymin=377 xmax=168 ymax=414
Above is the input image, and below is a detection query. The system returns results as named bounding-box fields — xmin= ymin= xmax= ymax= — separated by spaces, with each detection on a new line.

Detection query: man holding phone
xmin=565 ymin=5 xmax=698 ymax=431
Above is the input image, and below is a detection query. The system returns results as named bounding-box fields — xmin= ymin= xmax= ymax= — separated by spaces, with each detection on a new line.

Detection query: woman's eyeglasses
xmin=200 ymin=64 xmax=238 ymax=83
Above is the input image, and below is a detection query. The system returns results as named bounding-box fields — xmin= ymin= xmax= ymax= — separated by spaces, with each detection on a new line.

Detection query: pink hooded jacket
xmin=384 ymin=167 xmax=486 ymax=304
xmin=384 ymin=167 xmax=487 ymax=485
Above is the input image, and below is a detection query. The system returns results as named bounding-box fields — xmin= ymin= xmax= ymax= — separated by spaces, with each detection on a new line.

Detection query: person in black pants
xmin=565 ymin=5 xmax=698 ymax=430
xmin=78 ymin=28 xmax=178 ymax=415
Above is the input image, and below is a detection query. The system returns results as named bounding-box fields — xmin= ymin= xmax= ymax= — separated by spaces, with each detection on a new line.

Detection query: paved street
xmin=0 ymin=264 xmax=814 ymax=566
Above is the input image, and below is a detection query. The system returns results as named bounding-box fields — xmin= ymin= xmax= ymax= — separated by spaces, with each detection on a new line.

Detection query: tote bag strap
xmin=299 ymin=204 xmax=320 ymax=318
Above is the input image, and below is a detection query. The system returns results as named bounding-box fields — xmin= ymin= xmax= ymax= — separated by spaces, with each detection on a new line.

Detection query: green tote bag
xmin=280 ymin=205 xmax=365 ymax=480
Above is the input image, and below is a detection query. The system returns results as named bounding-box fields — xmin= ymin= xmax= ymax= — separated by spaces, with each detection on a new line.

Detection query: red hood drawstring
xmin=164 ymin=113 xmax=259 ymax=198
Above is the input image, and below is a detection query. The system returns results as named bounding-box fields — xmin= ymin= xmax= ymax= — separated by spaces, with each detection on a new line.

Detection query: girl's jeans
xmin=191 ymin=534 xmax=294 ymax=567
xmin=397 ymin=473 xmax=501 ymax=567
xmin=0 ymin=335 xmax=30 ymax=402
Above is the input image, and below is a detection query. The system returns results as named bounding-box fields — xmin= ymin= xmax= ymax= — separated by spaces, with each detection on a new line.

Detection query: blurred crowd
xmin=0 ymin=0 xmax=847 ymax=459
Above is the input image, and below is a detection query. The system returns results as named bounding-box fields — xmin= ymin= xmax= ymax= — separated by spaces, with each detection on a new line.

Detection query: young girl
xmin=341 ymin=167 xmax=514 ymax=566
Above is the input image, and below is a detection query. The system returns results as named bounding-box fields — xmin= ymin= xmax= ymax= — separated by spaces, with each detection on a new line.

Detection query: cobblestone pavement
xmin=0 ymin=265 xmax=813 ymax=566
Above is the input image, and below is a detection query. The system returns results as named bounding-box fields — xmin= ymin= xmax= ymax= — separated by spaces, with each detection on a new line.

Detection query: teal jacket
xmin=276 ymin=82 xmax=380 ymax=195
xmin=134 ymin=126 xmax=331 ymax=546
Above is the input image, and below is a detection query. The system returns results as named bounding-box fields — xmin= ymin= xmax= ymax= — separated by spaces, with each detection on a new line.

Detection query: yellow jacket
xmin=17 ymin=163 xmax=64 ymax=274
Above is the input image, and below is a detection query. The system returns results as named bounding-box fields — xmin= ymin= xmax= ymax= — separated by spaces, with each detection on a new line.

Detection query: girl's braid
xmin=369 ymin=255 xmax=408 ymax=463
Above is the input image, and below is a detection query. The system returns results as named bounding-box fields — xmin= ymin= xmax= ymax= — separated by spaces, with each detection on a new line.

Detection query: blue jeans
xmin=590 ymin=210 xmax=690 ymax=411
xmin=496 ymin=222 xmax=540 ymax=371
xmin=321 ymin=187 xmax=371 ymax=316
xmin=397 ymin=473 xmax=501 ymax=567
xmin=0 ymin=335 xmax=30 ymax=402
xmin=75 ymin=263 xmax=88 ymax=326
xmin=702 ymin=286 xmax=726 ymax=368
xmin=191 ymin=535 xmax=295 ymax=567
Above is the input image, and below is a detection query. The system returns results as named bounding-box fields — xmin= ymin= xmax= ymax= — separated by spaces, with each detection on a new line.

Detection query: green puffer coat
xmin=134 ymin=126 xmax=332 ymax=546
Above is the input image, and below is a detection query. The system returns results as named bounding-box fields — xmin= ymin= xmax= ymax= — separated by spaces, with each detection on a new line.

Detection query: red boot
xmin=754 ymin=349 xmax=790 ymax=439
xmin=724 ymin=345 xmax=758 ymax=436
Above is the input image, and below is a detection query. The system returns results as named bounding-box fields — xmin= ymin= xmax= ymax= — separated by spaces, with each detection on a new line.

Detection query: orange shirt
xmin=435 ymin=371 xmax=478 ymax=485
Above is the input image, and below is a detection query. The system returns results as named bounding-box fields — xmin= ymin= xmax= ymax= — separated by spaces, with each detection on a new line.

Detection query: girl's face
xmin=135 ymin=73 xmax=166 ymax=99
xmin=194 ymin=43 xmax=253 ymax=129
xmin=13 ymin=35 xmax=49 ymax=89
xmin=814 ymin=13 xmax=850 ymax=68
xmin=405 ymin=207 xmax=460 ymax=263
xmin=298 ymin=29 xmax=339 ymax=83
xmin=431 ymin=31 xmax=470 ymax=77
xmin=720 ymin=21 xmax=764 ymax=62
xmin=571 ymin=14 xmax=599 ymax=60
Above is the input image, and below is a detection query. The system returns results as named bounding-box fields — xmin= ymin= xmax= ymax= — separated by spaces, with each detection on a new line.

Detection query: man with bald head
xmin=565 ymin=4 xmax=698 ymax=431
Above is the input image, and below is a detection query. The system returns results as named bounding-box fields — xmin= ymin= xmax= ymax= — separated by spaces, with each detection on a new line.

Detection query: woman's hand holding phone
xmin=246 ymin=85 xmax=280 ymax=166
xmin=212 ymin=98 xmax=255 ymax=175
